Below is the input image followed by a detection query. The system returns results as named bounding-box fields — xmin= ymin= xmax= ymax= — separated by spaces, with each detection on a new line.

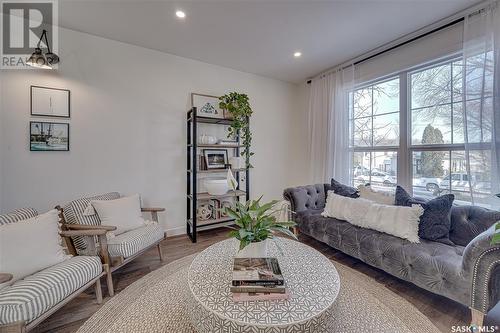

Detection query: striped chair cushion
xmin=0 ymin=208 xmax=38 ymax=225
xmin=107 ymin=224 xmax=164 ymax=259
xmin=63 ymin=192 xmax=120 ymax=252
xmin=0 ymin=256 xmax=102 ymax=325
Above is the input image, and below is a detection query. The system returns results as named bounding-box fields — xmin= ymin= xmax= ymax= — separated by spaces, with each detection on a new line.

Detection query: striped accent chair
xmin=0 ymin=208 xmax=108 ymax=333
xmin=59 ymin=193 xmax=166 ymax=297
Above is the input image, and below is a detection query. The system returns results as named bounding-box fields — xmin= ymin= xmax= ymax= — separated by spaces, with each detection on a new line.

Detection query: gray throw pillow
xmin=395 ymin=186 xmax=454 ymax=245
xmin=325 ymin=179 xmax=359 ymax=198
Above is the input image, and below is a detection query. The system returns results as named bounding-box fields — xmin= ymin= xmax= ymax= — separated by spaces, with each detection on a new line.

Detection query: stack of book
xmin=231 ymin=257 xmax=290 ymax=302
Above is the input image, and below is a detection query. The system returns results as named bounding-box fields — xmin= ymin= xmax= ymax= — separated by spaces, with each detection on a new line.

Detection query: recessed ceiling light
xmin=176 ymin=10 xmax=186 ymax=18
xmin=294 ymin=51 xmax=302 ymax=58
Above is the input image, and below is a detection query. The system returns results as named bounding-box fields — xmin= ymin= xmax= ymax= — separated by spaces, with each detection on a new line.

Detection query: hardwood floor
xmin=34 ymin=228 xmax=498 ymax=333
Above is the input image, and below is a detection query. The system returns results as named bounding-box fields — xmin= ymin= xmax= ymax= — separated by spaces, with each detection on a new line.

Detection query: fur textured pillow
xmin=395 ymin=186 xmax=455 ymax=245
xmin=357 ymin=184 xmax=395 ymax=205
xmin=322 ymin=191 xmax=423 ymax=243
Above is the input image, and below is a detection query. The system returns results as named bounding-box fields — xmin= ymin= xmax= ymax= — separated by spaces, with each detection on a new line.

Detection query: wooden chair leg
xmin=94 ymin=278 xmax=103 ymax=304
xmin=470 ymin=308 xmax=485 ymax=327
xmin=157 ymin=243 xmax=164 ymax=261
xmin=103 ymin=264 xmax=114 ymax=297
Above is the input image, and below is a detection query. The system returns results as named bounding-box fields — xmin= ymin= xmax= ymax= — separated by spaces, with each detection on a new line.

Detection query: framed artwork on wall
xmin=203 ymin=149 xmax=228 ymax=169
xmin=191 ymin=93 xmax=223 ymax=119
xmin=30 ymin=121 xmax=70 ymax=151
xmin=31 ymin=86 xmax=71 ymax=118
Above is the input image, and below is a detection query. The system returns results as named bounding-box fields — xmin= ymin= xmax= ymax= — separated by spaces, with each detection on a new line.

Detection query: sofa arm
xmin=462 ymin=224 xmax=500 ymax=313
xmin=283 ymin=184 xmax=326 ymax=215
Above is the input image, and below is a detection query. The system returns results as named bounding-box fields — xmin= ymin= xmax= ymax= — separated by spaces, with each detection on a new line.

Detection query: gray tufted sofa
xmin=284 ymin=184 xmax=500 ymax=325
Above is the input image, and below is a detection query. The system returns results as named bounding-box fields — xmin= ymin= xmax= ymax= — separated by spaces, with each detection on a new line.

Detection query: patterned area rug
xmin=77 ymin=254 xmax=440 ymax=333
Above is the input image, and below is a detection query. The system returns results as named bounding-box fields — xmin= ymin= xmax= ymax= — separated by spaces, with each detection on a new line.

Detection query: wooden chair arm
xmin=65 ymin=224 xmax=117 ymax=231
xmin=60 ymin=229 xmax=107 ymax=237
xmin=0 ymin=273 xmax=13 ymax=284
xmin=141 ymin=207 xmax=165 ymax=212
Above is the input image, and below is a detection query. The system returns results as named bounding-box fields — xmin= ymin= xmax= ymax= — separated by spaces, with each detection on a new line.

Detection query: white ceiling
xmin=59 ymin=0 xmax=478 ymax=83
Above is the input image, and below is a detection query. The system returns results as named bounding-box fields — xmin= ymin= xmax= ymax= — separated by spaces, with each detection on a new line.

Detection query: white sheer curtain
xmin=462 ymin=1 xmax=500 ymax=206
xmin=308 ymin=66 xmax=354 ymax=184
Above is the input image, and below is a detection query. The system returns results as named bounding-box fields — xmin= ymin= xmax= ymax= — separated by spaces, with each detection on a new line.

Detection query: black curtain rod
xmin=306 ymin=17 xmax=464 ymax=84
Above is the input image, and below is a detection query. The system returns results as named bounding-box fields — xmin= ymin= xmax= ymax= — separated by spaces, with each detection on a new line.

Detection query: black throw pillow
xmin=325 ymin=178 xmax=359 ymax=198
xmin=395 ymin=185 xmax=454 ymax=245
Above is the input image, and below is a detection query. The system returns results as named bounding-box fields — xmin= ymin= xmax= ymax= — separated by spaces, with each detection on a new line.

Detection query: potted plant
xmin=219 ymin=92 xmax=253 ymax=168
xmin=225 ymin=196 xmax=297 ymax=257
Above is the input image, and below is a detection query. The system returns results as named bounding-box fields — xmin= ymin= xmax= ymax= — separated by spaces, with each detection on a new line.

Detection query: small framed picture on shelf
xmin=31 ymin=86 xmax=70 ymax=118
xmin=203 ymin=149 xmax=228 ymax=169
xmin=191 ymin=93 xmax=223 ymax=119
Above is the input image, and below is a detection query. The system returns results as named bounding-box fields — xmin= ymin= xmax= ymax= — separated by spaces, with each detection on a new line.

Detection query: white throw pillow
xmin=363 ymin=203 xmax=423 ymax=243
xmin=0 ymin=209 xmax=69 ymax=288
xmin=92 ymin=194 xmax=145 ymax=235
xmin=322 ymin=191 xmax=372 ymax=227
xmin=357 ymin=184 xmax=395 ymax=205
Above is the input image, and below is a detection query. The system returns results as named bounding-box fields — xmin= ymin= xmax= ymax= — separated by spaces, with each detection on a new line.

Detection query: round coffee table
xmin=187 ymin=238 xmax=340 ymax=333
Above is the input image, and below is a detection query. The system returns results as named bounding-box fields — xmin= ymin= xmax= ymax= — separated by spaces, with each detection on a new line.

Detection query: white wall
xmin=0 ymin=28 xmax=307 ymax=235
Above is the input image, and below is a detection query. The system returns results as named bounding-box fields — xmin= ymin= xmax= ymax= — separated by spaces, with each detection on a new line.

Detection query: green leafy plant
xmin=490 ymin=194 xmax=500 ymax=245
xmin=225 ymin=196 xmax=297 ymax=251
xmin=219 ymin=92 xmax=253 ymax=168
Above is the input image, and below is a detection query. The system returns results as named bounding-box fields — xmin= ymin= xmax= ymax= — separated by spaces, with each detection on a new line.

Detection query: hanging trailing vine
xmin=219 ymin=92 xmax=253 ymax=168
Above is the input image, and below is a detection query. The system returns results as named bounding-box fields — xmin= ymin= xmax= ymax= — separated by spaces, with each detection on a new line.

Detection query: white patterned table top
xmin=187 ymin=238 xmax=340 ymax=328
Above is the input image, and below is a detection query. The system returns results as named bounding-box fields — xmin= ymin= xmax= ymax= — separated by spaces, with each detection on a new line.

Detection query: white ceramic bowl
xmin=205 ymin=178 xmax=229 ymax=195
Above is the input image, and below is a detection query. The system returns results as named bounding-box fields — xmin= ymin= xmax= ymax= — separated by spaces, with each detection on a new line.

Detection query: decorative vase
xmin=235 ymin=239 xmax=269 ymax=258
xmin=205 ymin=178 xmax=229 ymax=195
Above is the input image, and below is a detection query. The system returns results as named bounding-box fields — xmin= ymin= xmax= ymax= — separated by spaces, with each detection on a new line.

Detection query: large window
xmin=349 ymin=55 xmax=493 ymax=206
xmin=350 ymin=77 xmax=399 ymax=192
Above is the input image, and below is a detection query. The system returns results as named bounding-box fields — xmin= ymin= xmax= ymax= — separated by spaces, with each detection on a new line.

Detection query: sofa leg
xmin=157 ymin=243 xmax=165 ymax=261
xmin=104 ymin=264 xmax=114 ymax=297
xmin=95 ymin=278 xmax=103 ymax=304
xmin=293 ymin=227 xmax=299 ymax=237
xmin=470 ymin=308 xmax=485 ymax=327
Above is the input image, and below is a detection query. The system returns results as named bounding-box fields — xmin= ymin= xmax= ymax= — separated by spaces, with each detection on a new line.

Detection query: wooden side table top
xmin=0 ymin=273 xmax=13 ymax=284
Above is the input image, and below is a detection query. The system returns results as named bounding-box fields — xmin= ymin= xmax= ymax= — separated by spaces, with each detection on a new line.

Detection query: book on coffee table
xmin=232 ymin=289 xmax=291 ymax=302
xmin=232 ymin=257 xmax=284 ymax=287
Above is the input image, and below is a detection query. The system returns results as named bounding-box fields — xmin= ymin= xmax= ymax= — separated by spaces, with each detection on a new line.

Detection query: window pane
xmin=371 ymin=151 xmax=397 ymax=193
xmin=412 ymin=150 xmax=450 ymax=200
xmin=352 ymin=151 xmax=397 ymax=192
xmin=452 ymin=60 xmax=463 ymax=102
xmin=411 ymin=105 xmax=451 ymax=145
xmin=373 ymin=78 xmax=399 ymax=115
xmin=452 ymin=102 xmax=464 ymax=144
xmin=465 ymin=97 xmax=493 ymax=143
xmin=353 ymin=152 xmax=371 ymax=187
xmin=411 ymin=63 xmax=451 ymax=109
xmin=373 ymin=112 xmax=399 ymax=146
xmin=353 ymin=117 xmax=372 ymax=147
xmin=449 ymin=151 xmax=471 ymax=203
xmin=353 ymin=88 xmax=372 ymax=118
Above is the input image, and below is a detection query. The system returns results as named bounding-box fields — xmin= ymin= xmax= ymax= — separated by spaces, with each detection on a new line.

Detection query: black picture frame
xmin=30 ymin=85 xmax=71 ymax=118
xmin=191 ymin=93 xmax=223 ymax=119
xmin=203 ymin=149 xmax=228 ymax=169
xmin=30 ymin=121 xmax=70 ymax=151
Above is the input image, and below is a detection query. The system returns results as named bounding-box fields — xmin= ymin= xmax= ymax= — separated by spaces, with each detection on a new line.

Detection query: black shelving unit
xmin=187 ymin=107 xmax=250 ymax=243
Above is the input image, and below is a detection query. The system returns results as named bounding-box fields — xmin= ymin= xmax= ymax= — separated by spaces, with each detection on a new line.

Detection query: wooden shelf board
xmin=188 ymin=217 xmax=235 ymax=227
xmin=188 ymin=144 xmax=243 ymax=148
xmin=188 ymin=190 xmax=246 ymax=200
xmin=187 ymin=116 xmax=233 ymax=125
xmin=188 ymin=168 xmax=246 ymax=174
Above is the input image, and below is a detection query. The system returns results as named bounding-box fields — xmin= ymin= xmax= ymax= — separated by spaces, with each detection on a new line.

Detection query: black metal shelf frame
xmin=186 ymin=107 xmax=250 ymax=243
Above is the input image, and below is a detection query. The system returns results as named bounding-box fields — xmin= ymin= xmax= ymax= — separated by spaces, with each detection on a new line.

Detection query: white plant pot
xmin=236 ymin=239 xmax=269 ymax=258
xmin=205 ymin=178 xmax=229 ymax=195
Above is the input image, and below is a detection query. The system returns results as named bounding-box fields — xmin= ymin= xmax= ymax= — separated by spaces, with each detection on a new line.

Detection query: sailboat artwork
xmin=30 ymin=122 xmax=69 ymax=151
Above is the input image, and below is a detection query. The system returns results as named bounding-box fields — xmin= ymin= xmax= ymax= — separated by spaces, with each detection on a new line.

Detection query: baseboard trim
xmin=165 ymin=226 xmax=186 ymax=237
